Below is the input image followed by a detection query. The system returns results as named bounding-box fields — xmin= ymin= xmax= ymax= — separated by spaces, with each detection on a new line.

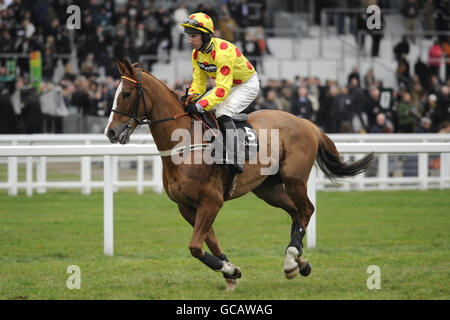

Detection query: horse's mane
xmin=132 ymin=62 xmax=183 ymax=106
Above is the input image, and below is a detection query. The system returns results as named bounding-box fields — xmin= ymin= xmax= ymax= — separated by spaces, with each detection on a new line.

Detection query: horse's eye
xmin=122 ymin=92 xmax=131 ymax=99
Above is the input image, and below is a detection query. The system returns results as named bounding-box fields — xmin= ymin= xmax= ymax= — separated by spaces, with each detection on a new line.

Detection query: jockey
xmin=180 ymin=12 xmax=260 ymax=174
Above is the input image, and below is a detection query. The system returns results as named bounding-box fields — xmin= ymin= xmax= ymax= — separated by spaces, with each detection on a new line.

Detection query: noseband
xmin=112 ymin=68 xmax=188 ymax=127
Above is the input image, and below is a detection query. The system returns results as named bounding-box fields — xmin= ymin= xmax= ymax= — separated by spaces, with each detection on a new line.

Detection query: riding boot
xmin=218 ymin=116 xmax=244 ymax=174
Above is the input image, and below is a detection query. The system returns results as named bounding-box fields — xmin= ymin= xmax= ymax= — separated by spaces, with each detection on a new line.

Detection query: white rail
xmin=1 ymin=140 xmax=449 ymax=254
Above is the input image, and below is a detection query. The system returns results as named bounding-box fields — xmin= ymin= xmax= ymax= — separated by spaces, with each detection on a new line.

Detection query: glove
xmin=181 ymin=92 xmax=197 ymax=107
xmin=185 ymin=102 xmax=203 ymax=114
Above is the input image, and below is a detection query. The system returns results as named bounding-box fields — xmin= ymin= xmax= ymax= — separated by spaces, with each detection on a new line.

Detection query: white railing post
xmin=81 ymin=141 xmax=91 ymax=195
xmin=103 ymin=155 xmax=114 ymax=256
xmin=36 ymin=156 xmax=47 ymax=194
xmin=418 ymin=153 xmax=428 ymax=190
xmin=307 ymin=165 xmax=317 ymax=249
xmin=441 ymin=153 xmax=449 ymax=189
xmin=153 ymin=156 xmax=164 ymax=194
xmin=112 ymin=156 xmax=119 ymax=193
xmin=26 ymin=156 xmax=33 ymax=197
xmin=378 ymin=154 xmax=388 ymax=189
xmin=7 ymin=140 xmax=18 ymax=196
xmin=137 ymin=155 xmax=144 ymax=195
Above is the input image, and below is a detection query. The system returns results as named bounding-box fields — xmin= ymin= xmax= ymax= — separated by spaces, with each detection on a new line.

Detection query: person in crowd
xmin=0 ymin=88 xmax=17 ymax=133
xmin=290 ymin=86 xmax=313 ymax=120
xmin=259 ymin=90 xmax=280 ymax=110
xmin=442 ymin=36 xmax=450 ymax=81
xmin=317 ymin=84 xmax=340 ymax=133
xmin=428 ymin=40 xmax=443 ymax=79
xmin=370 ymin=112 xmax=393 ymax=133
xmin=396 ymin=53 xmax=411 ymax=90
xmin=347 ymin=66 xmax=360 ymax=87
xmin=173 ymin=3 xmax=189 ymax=51
xmin=402 ymin=0 xmax=420 ymax=44
xmin=364 ymin=69 xmax=376 ymax=89
xmin=218 ymin=9 xmax=238 ymax=43
xmin=394 ymin=35 xmax=410 ymax=61
xmin=422 ymin=0 xmax=436 ymax=39
xmin=397 ymin=92 xmax=418 ymax=133
xmin=414 ymin=117 xmax=432 ymax=133
xmin=414 ymin=57 xmax=431 ymax=92
xmin=21 ymin=87 xmax=44 ymax=134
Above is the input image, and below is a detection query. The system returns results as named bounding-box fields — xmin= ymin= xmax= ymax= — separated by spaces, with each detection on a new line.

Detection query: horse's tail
xmin=315 ymin=129 xmax=374 ymax=182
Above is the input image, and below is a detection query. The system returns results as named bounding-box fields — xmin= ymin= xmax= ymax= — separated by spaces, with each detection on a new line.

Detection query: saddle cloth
xmin=198 ymin=111 xmax=259 ymax=161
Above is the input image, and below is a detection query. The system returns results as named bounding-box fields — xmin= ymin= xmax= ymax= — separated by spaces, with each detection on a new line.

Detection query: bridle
xmin=112 ymin=68 xmax=188 ymax=127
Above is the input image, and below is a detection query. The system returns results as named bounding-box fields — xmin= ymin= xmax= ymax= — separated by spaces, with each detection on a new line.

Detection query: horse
xmin=105 ymin=58 xmax=374 ymax=290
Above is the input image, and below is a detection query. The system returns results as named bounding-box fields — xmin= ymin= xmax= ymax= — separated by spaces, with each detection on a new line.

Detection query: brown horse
xmin=105 ymin=58 xmax=374 ymax=290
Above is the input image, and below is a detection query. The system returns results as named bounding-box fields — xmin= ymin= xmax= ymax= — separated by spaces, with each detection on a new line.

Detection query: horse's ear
xmin=116 ymin=58 xmax=126 ymax=75
xmin=123 ymin=57 xmax=136 ymax=77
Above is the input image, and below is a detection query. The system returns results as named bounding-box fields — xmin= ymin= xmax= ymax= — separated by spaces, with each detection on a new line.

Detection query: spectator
xmin=397 ymin=92 xmax=417 ymax=133
xmin=0 ymin=88 xmax=18 ymax=133
xmin=364 ymin=68 xmax=376 ymax=89
xmin=218 ymin=10 xmax=238 ymax=43
xmin=173 ymin=3 xmax=189 ymax=51
xmin=439 ymin=121 xmax=450 ymax=133
xmin=21 ymin=87 xmax=44 ymax=134
xmin=370 ymin=113 xmax=392 ymax=133
xmin=80 ymin=53 xmax=99 ymax=78
xmin=347 ymin=66 xmax=360 ymax=87
xmin=154 ymin=8 xmax=173 ymax=64
xmin=414 ymin=57 xmax=431 ymax=91
xmin=336 ymin=86 xmax=354 ymax=133
xmin=355 ymin=12 xmax=367 ymax=51
xmin=291 ymin=87 xmax=313 ymax=120
xmin=317 ymin=84 xmax=340 ymax=133
xmin=258 ymin=89 xmax=280 ymax=110
xmin=278 ymin=86 xmax=293 ymax=114
xmin=422 ymin=0 xmax=436 ymax=39
xmin=130 ymin=22 xmax=146 ymax=62
xmin=428 ymin=40 xmax=443 ymax=79
xmin=414 ymin=117 xmax=432 ymax=133
xmin=396 ymin=53 xmax=411 ymax=90
xmin=402 ymin=0 xmax=420 ymax=44
xmin=393 ymin=35 xmax=410 ymax=61
xmin=364 ymin=86 xmax=382 ymax=128
xmin=369 ymin=13 xmax=384 ymax=57
xmin=442 ymin=36 xmax=450 ymax=81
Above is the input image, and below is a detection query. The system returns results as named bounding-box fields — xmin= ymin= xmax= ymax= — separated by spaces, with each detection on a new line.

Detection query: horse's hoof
xmin=284 ymin=266 xmax=299 ymax=279
xmin=223 ymin=265 xmax=242 ymax=280
xmin=234 ymin=266 xmax=242 ymax=279
xmin=225 ymin=278 xmax=238 ymax=291
xmin=296 ymin=256 xmax=312 ymax=277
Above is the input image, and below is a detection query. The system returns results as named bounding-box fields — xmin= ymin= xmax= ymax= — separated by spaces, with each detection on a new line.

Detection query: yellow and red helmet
xmin=180 ymin=12 xmax=214 ymax=34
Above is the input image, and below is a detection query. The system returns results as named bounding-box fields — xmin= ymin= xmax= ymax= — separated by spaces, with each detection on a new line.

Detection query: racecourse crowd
xmin=0 ymin=0 xmax=449 ymax=135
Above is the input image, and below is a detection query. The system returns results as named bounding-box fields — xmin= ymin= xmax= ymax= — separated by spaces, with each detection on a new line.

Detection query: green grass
xmin=0 ymin=189 xmax=449 ymax=300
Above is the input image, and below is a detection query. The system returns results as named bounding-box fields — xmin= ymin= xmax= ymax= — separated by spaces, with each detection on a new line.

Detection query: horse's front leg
xmin=188 ymin=199 xmax=241 ymax=290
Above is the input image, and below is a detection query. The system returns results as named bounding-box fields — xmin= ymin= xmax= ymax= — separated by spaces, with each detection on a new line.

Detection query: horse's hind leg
xmin=281 ymin=174 xmax=315 ymax=278
xmin=252 ymin=175 xmax=313 ymax=279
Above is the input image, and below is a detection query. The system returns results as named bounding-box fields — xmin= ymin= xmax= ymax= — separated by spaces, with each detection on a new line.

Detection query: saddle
xmin=194 ymin=111 xmax=259 ymax=161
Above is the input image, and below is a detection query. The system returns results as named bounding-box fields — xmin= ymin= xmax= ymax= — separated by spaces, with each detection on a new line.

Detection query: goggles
xmin=182 ymin=18 xmax=213 ymax=34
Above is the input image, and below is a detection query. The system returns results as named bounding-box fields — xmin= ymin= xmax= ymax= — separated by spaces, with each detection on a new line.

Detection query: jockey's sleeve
xmin=196 ymin=51 xmax=234 ymax=112
xmin=188 ymin=50 xmax=207 ymax=99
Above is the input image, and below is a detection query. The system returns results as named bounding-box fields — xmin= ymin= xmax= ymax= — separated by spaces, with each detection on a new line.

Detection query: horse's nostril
xmin=107 ymin=128 xmax=116 ymax=139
